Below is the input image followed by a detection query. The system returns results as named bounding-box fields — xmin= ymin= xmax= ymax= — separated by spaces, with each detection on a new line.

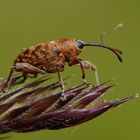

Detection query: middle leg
xmin=56 ymin=63 xmax=65 ymax=101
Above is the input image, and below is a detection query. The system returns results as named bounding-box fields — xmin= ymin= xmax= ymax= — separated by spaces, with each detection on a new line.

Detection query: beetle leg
xmin=78 ymin=59 xmax=88 ymax=85
xmin=78 ymin=60 xmax=103 ymax=103
xmin=14 ymin=73 xmax=27 ymax=84
xmin=15 ymin=63 xmax=46 ymax=74
xmin=78 ymin=60 xmax=99 ymax=85
xmin=4 ymin=66 xmax=15 ymax=92
xmin=56 ymin=63 xmax=65 ymax=101
xmin=4 ymin=63 xmax=46 ymax=92
xmin=68 ymin=58 xmax=88 ymax=85
xmin=28 ymin=74 xmax=38 ymax=79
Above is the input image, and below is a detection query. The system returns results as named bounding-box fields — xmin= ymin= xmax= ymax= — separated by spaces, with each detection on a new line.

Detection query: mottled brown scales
xmin=14 ymin=41 xmax=63 ymax=73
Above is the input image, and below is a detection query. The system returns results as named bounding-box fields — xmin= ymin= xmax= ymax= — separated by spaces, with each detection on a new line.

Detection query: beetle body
xmin=14 ymin=39 xmax=81 ymax=74
xmin=4 ymin=38 xmax=122 ymax=100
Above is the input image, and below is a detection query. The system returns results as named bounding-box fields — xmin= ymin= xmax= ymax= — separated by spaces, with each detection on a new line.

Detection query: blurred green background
xmin=0 ymin=0 xmax=139 ymax=139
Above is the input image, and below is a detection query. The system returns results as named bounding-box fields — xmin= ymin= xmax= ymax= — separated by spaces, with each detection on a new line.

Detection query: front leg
xmin=78 ymin=59 xmax=88 ymax=85
xmin=68 ymin=58 xmax=88 ymax=85
xmin=68 ymin=58 xmax=99 ymax=85
xmin=78 ymin=60 xmax=99 ymax=85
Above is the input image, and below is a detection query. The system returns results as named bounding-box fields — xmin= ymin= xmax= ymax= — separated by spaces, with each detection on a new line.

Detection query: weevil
xmin=5 ymin=38 xmax=122 ymax=99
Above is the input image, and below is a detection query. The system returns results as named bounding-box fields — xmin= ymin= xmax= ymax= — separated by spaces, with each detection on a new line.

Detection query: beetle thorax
xmin=56 ymin=39 xmax=81 ymax=61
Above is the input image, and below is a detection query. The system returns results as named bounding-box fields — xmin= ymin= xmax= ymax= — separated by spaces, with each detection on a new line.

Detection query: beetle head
xmin=76 ymin=40 xmax=123 ymax=62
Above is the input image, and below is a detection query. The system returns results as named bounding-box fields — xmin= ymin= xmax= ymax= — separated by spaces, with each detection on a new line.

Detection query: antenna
xmin=100 ymin=23 xmax=124 ymax=44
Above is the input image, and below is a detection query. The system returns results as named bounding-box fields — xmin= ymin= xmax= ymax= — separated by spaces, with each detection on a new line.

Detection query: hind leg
xmin=15 ymin=63 xmax=46 ymax=74
xmin=4 ymin=66 xmax=15 ymax=92
xmin=14 ymin=73 xmax=27 ymax=84
xmin=4 ymin=63 xmax=46 ymax=92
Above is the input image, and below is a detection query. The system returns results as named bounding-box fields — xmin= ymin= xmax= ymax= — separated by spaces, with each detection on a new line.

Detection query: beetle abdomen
xmin=14 ymin=42 xmax=61 ymax=72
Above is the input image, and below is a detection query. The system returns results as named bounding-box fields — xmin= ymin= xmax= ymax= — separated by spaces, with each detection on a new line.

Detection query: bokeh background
xmin=0 ymin=0 xmax=139 ymax=140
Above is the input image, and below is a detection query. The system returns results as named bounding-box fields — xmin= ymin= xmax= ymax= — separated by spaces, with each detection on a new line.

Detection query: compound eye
xmin=76 ymin=40 xmax=85 ymax=49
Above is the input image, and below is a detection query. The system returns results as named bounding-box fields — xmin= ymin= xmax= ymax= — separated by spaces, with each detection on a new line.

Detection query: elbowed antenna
xmin=84 ymin=42 xmax=123 ymax=62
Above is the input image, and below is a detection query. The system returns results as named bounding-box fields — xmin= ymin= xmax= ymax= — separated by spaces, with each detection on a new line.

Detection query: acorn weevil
xmin=4 ymin=38 xmax=122 ymax=100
